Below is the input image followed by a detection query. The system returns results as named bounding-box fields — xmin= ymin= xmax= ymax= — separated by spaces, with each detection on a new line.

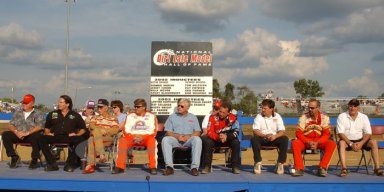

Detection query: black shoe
xmin=9 ymin=155 xmax=20 ymax=168
xmin=44 ymin=164 xmax=59 ymax=172
xmin=111 ymin=167 xmax=125 ymax=174
xmin=63 ymin=164 xmax=75 ymax=172
xmin=191 ymin=168 xmax=199 ymax=176
xmin=150 ymin=168 xmax=157 ymax=175
xmin=232 ymin=167 xmax=240 ymax=174
xmin=163 ymin=166 xmax=174 ymax=176
xmin=28 ymin=159 xmax=39 ymax=169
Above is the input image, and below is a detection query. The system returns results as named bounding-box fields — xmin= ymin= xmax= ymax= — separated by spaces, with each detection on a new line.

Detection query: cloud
xmin=36 ymin=48 xmax=94 ymax=70
xmin=212 ymin=28 xmax=329 ymax=82
xmin=326 ymin=69 xmax=382 ymax=97
xmin=0 ymin=22 xmax=42 ymax=49
xmin=154 ymin=0 xmax=247 ymax=33
xmin=256 ymin=0 xmax=384 ymax=23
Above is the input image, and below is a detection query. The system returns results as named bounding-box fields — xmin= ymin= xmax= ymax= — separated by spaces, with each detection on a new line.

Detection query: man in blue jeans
xmin=161 ymin=98 xmax=202 ymax=176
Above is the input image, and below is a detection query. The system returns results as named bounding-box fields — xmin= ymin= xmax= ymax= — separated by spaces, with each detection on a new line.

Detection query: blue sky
xmin=0 ymin=0 xmax=383 ymax=108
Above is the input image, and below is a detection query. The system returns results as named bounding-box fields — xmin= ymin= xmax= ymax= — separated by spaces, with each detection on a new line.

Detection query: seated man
xmin=2 ymin=94 xmax=45 ymax=169
xmin=251 ymin=99 xmax=288 ymax=175
xmin=161 ymin=98 xmax=202 ymax=176
xmin=201 ymin=102 xmax=241 ymax=174
xmin=38 ymin=95 xmax=87 ymax=172
xmin=291 ymin=98 xmax=336 ymax=177
xmin=112 ymin=98 xmax=158 ymax=175
xmin=201 ymin=100 xmax=221 ymax=135
xmin=336 ymin=98 xmax=383 ymax=176
xmin=83 ymin=99 xmax=120 ymax=174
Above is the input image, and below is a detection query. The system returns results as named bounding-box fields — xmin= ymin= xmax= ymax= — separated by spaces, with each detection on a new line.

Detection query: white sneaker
xmin=254 ymin=162 xmax=262 ymax=174
xmin=276 ymin=163 xmax=284 ymax=175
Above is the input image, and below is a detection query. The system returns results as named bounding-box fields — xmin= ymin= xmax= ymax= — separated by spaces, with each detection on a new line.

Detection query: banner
xmin=150 ymin=41 xmax=213 ymax=120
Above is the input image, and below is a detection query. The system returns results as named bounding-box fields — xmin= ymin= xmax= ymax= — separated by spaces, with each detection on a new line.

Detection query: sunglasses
xmin=97 ymin=106 xmax=104 ymax=109
xmin=134 ymin=105 xmax=143 ymax=109
xmin=177 ymin=105 xmax=185 ymax=108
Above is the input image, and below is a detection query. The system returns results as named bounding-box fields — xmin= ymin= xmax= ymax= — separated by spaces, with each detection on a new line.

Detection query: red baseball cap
xmin=21 ymin=94 xmax=35 ymax=104
xmin=213 ymin=100 xmax=221 ymax=109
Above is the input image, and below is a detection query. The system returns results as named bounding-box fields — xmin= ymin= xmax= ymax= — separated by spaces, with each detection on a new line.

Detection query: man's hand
xmin=267 ymin=134 xmax=276 ymax=142
xmin=14 ymin=131 xmax=25 ymax=140
xmin=68 ymin=133 xmax=77 ymax=137
xmin=351 ymin=142 xmax=362 ymax=152
xmin=219 ymin=133 xmax=227 ymax=143
xmin=133 ymin=135 xmax=143 ymax=144
xmin=308 ymin=141 xmax=318 ymax=150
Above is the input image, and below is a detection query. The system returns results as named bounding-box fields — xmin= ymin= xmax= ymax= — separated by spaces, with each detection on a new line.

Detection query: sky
xmin=0 ymin=0 xmax=383 ymax=108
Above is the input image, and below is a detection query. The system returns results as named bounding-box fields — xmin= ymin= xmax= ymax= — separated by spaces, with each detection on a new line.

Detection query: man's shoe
xmin=28 ymin=159 xmax=39 ymax=169
xmin=150 ymin=168 xmax=157 ymax=175
xmin=201 ymin=166 xmax=212 ymax=174
xmin=374 ymin=168 xmax=384 ymax=176
xmin=163 ymin=166 xmax=174 ymax=176
xmin=292 ymin=169 xmax=304 ymax=177
xmin=9 ymin=155 xmax=20 ymax=168
xmin=253 ymin=162 xmax=262 ymax=174
xmin=44 ymin=164 xmax=59 ymax=172
xmin=339 ymin=169 xmax=349 ymax=177
xmin=83 ymin=164 xmax=95 ymax=174
xmin=63 ymin=164 xmax=75 ymax=172
xmin=232 ymin=167 xmax=240 ymax=174
xmin=111 ymin=167 xmax=125 ymax=174
xmin=191 ymin=168 xmax=199 ymax=176
xmin=317 ymin=168 xmax=327 ymax=177
xmin=276 ymin=163 xmax=284 ymax=175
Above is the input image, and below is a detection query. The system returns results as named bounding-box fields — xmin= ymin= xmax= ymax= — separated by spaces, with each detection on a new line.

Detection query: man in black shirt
xmin=38 ymin=95 xmax=87 ymax=172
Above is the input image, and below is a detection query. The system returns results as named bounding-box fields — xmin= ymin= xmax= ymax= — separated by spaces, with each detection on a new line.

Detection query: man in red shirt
xmin=201 ymin=102 xmax=241 ymax=174
xmin=291 ymin=98 xmax=336 ymax=177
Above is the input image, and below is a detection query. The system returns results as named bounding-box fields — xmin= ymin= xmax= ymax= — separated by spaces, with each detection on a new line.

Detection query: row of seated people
xmin=2 ymin=94 xmax=383 ymax=177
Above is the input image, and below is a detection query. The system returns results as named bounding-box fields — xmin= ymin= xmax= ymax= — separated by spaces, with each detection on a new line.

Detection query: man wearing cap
xmin=201 ymin=100 xmax=221 ymax=135
xmin=2 ymin=94 xmax=45 ymax=169
xmin=38 ymin=95 xmax=87 ymax=172
xmin=81 ymin=100 xmax=97 ymax=129
xmin=201 ymin=102 xmax=241 ymax=174
xmin=83 ymin=99 xmax=119 ymax=174
xmin=336 ymin=98 xmax=384 ymax=176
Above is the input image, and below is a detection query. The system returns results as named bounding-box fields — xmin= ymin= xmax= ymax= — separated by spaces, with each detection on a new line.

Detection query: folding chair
xmin=14 ymin=142 xmax=44 ymax=166
xmin=334 ymin=127 xmax=369 ymax=174
xmin=367 ymin=125 xmax=384 ymax=166
xmin=0 ymin=135 xmax=3 ymax=161
xmin=213 ymin=146 xmax=231 ymax=167
xmin=260 ymin=145 xmax=280 ymax=164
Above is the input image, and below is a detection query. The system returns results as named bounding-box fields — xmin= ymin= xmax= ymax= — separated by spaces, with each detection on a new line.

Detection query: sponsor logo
xmin=153 ymin=49 xmax=212 ymax=66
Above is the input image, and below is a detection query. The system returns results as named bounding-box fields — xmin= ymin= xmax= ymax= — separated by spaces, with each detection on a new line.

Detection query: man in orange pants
xmin=291 ymin=98 xmax=336 ymax=177
xmin=112 ymin=98 xmax=158 ymax=175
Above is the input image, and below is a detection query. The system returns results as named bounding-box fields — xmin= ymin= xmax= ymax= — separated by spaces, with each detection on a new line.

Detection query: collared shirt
xmin=252 ymin=112 xmax=285 ymax=135
xmin=164 ymin=112 xmax=201 ymax=135
xmin=336 ymin=111 xmax=371 ymax=140
xmin=45 ymin=110 xmax=86 ymax=135
xmin=89 ymin=112 xmax=119 ymax=130
xmin=10 ymin=108 xmax=45 ymax=132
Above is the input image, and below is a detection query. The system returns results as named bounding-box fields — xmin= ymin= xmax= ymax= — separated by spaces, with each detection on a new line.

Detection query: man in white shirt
xmin=251 ymin=99 xmax=288 ymax=175
xmin=336 ymin=98 xmax=383 ymax=176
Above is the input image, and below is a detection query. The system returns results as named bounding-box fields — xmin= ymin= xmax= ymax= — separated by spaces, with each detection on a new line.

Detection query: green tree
xmin=293 ymin=79 xmax=324 ymax=98
xmin=223 ymin=83 xmax=235 ymax=102
xmin=0 ymin=97 xmax=17 ymax=103
xmin=233 ymin=86 xmax=258 ymax=115
xmin=212 ymin=79 xmax=222 ymax=99
xmin=380 ymin=93 xmax=384 ymax=99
